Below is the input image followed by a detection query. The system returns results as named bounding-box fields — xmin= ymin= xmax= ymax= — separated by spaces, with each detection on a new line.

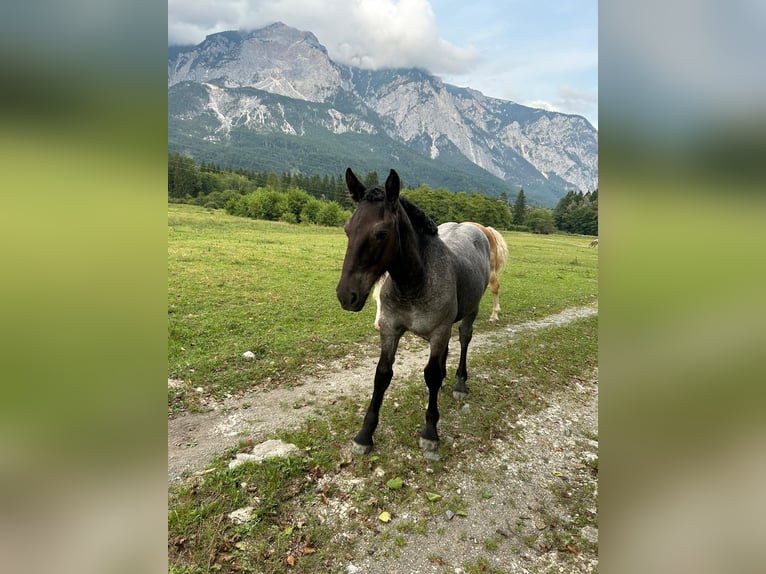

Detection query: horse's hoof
xmin=452 ymin=390 xmax=468 ymax=400
xmin=351 ymin=440 xmax=373 ymax=455
xmin=419 ymin=437 xmax=439 ymax=451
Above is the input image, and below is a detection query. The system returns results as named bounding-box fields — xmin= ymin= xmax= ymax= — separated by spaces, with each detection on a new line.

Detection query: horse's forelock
xmin=361 ymin=187 xmax=385 ymax=202
xmin=358 ymin=189 xmax=437 ymax=237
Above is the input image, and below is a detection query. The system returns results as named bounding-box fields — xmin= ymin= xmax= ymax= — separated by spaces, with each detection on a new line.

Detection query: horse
xmin=336 ymin=168 xmax=491 ymax=454
xmin=371 ymin=222 xmax=508 ymax=329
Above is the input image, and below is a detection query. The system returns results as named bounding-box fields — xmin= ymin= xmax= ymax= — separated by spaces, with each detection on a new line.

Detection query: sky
xmin=168 ymin=0 xmax=598 ymax=129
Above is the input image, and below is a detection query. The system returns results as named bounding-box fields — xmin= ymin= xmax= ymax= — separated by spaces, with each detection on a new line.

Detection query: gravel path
xmin=169 ymin=304 xmax=598 ymax=573
xmin=168 ymin=304 xmax=597 ymax=482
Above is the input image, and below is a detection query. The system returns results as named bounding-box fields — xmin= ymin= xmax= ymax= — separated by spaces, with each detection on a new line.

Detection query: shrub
xmin=526 ymin=208 xmax=556 ymax=234
xmin=317 ymin=202 xmax=351 ymax=227
xmin=300 ymin=198 xmax=323 ymax=225
xmin=201 ymin=190 xmax=241 ymax=209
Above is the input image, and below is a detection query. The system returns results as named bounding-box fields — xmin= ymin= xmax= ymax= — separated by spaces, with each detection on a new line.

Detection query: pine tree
xmin=512 ymin=189 xmax=527 ymax=225
xmin=364 ymin=171 xmax=380 ymax=188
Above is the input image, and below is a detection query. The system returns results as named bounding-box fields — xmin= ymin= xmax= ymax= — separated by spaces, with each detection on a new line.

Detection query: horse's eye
xmin=374 ymin=228 xmax=389 ymax=241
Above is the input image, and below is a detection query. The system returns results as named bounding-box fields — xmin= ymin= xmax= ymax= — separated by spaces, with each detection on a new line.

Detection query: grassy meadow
xmin=168 ymin=204 xmax=598 ymax=412
xmin=168 ymin=203 xmax=598 ymax=573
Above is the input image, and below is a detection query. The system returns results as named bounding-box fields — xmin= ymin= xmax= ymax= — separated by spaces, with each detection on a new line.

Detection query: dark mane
xmin=400 ymin=196 xmax=438 ymax=236
xmin=361 ymin=187 xmax=437 ymax=236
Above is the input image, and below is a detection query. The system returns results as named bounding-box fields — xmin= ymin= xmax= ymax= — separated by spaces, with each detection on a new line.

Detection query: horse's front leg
xmin=420 ymin=328 xmax=451 ymax=451
xmin=352 ymin=330 xmax=401 ymax=454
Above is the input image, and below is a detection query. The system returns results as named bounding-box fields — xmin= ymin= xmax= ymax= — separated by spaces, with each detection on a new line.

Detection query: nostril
xmin=350 ymin=292 xmax=358 ymax=305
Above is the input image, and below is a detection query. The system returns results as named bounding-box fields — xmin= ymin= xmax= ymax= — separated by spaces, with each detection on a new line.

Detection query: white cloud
xmin=168 ymin=0 xmax=478 ymax=74
xmin=522 ymin=87 xmax=598 ymax=128
xmin=525 ymin=100 xmax=560 ymax=113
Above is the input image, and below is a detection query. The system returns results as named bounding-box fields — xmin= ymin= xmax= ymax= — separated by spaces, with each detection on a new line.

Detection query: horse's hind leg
xmin=488 ymin=270 xmax=500 ymax=322
xmin=453 ymin=312 xmax=478 ymax=400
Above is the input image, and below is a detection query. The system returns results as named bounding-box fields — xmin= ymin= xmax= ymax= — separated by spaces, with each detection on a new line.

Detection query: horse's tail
xmin=486 ymin=226 xmax=509 ymax=274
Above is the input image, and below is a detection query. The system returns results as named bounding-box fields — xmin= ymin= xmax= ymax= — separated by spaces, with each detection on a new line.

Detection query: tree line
xmin=168 ymin=153 xmax=597 ymax=235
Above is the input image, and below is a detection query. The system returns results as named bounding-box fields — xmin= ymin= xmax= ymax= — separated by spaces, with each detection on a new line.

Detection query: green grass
xmin=168 ymin=204 xmax=597 ymax=412
xmin=168 ymin=202 xmax=597 ymax=570
xmin=169 ymin=315 xmax=598 ymax=573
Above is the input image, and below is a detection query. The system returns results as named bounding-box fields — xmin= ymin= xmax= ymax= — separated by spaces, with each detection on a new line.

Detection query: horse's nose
xmin=337 ymin=283 xmax=361 ymax=311
xmin=336 ymin=284 xmax=354 ymax=307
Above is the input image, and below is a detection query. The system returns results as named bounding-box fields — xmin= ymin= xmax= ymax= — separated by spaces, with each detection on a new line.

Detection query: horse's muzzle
xmin=336 ymin=284 xmax=367 ymax=312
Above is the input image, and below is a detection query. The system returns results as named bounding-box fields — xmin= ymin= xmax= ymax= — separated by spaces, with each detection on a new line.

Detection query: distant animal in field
xmin=372 ymin=221 xmax=508 ymax=328
xmin=336 ymin=168 xmax=491 ymax=454
xmin=590 ymin=238 xmax=599 ymax=248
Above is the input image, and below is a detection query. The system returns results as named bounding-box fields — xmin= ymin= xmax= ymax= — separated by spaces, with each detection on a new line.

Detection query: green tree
xmin=553 ymin=189 xmax=598 ymax=235
xmin=199 ymin=190 xmax=240 ymax=209
xmin=285 ymin=187 xmax=312 ymax=222
xmin=317 ymin=202 xmax=351 ymax=227
xmin=512 ymin=189 xmax=527 ymax=225
xmin=168 ymin=152 xmax=202 ymax=198
xmin=300 ymin=198 xmax=323 ymax=224
xmin=363 ymin=171 xmax=380 ymax=189
xmin=266 ymin=172 xmax=279 ymax=190
xmin=526 ymin=208 xmax=556 ymax=234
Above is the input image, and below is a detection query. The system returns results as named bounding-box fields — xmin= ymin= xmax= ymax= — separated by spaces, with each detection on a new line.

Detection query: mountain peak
xmin=168 ymin=25 xmax=598 ymax=202
xmin=168 ymin=23 xmax=341 ymax=102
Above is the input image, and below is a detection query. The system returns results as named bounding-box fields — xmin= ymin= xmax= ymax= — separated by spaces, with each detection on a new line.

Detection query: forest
xmin=168 ymin=152 xmax=597 ymax=235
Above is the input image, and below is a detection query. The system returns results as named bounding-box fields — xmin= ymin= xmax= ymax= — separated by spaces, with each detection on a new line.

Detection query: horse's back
xmin=437 ymin=222 xmax=491 ymax=315
xmin=438 ymin=222 xmax=490 ymax=268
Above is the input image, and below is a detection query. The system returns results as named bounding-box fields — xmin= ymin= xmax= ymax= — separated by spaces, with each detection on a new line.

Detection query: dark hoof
xmin=419 ymin=437 xmax=439 ymax=451
xmin=351 ymin=440 xmax=373 ymax=455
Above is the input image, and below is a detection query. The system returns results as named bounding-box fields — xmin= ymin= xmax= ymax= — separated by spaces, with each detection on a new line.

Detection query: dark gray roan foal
xmin=336 ymin=168 xmax=490 ymax=454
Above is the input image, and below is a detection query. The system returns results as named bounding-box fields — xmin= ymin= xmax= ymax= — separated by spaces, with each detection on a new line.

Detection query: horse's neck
xmin=387 ymin=216 xmax=431 ymax=292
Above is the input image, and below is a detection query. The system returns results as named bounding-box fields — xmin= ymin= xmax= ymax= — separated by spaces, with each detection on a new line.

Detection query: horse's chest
xmin=384 ymin=296 xmax=454 ymax=337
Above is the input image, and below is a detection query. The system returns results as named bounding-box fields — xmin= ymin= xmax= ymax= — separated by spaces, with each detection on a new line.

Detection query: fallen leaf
xmin=286 ymin=555 xmax=295 ymax=566
xmin=378 ymin=511 xmax=391 ymax=523
xmin=481 ymin=491 xmax=493 ymax=499
xmin=302 ymin=546 xmax=317 ymax=555
xmin=386 ymin=477 xmax=403 ymax=490
xmin=455 ymin=510 xmax=468 ymax=517
xmin=566 ymin=545 xmax=579 ymax=554
xmin=425 ymin=492 xmax=442 ymax=502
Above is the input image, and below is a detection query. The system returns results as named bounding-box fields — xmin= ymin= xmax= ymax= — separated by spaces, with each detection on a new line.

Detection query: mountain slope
xmin=168 ymin=23 xmax=597 ymax=206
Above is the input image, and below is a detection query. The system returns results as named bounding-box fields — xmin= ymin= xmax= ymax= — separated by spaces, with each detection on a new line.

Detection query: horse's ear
xmin=345 ymin=168 xmax=365 ymax=203
xmin=384 ymin=169 xmax=400 ymax=205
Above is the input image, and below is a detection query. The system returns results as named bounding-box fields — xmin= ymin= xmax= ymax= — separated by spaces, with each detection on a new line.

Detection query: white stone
xmin=228 ymin=439 xmax=301 ymax=469
xmin=228 ymin=506 xmax=254 ymax=524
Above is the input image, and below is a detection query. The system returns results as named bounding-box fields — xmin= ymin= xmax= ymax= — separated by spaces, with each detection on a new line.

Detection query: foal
xmin=337 ymin=168 xmax=490 ymax=453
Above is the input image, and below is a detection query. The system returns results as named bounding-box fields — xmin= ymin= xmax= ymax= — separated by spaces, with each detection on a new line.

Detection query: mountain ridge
xmin=168 ymin=22 xmax=597 ymax=207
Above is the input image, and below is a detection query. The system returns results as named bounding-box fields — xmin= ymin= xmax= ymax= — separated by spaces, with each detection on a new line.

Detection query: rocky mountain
xmin=168 ymin=23 xmax=598 ymax=206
